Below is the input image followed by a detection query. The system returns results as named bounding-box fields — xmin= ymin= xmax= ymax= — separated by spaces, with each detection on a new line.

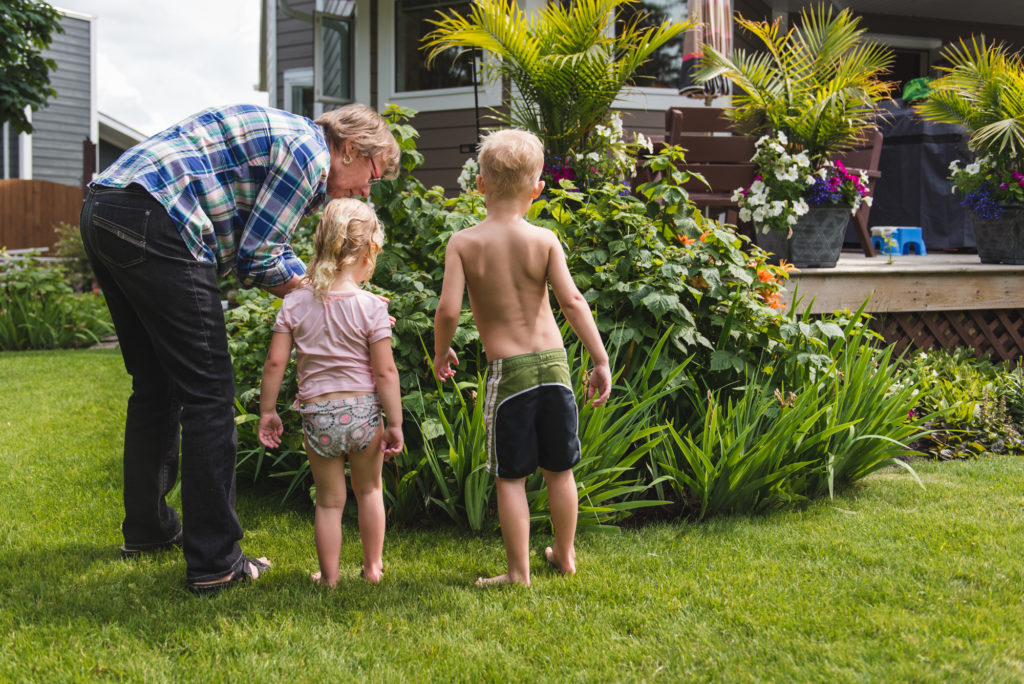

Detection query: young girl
xmin=258 ymin=198 xmax=403 ymax=587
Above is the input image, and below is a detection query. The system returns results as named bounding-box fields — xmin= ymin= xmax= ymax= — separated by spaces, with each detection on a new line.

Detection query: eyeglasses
xmin=369 ymin=157 xmax=381 ymax=186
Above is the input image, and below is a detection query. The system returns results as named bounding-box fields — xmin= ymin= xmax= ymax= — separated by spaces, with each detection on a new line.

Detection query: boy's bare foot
xmin=360 ymin=566 xmax=384 ymax=584
xmin=474 ymin=573 xmax=529 ymax=587
xmin=544 ymin=547 xmax=576 ymax=576
xmin=310 ymin=571 xmax=337 ymax=588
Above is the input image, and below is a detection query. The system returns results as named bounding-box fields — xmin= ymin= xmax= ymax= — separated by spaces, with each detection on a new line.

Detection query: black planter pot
xmin=972 ymin=205 xmax=1024 ymax=265
xmin=755 ymin=206 xmax=851 ymax=268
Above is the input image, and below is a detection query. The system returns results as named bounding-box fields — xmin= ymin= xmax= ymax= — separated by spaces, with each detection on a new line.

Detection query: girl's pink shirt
xmin=272 ymin=287 xmax=392 ymax=404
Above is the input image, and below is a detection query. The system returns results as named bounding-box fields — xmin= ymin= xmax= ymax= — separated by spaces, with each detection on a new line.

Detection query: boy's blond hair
xmin=305 ymin=198 xmax=384 ymax=298
xmin=477 ymin=129 xmax=545 ymax=199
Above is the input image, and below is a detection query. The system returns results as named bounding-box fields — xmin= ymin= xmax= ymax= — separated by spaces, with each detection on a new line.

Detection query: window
xmin=315 ymin=10 xmax=354 ymax=104
xmin=617 ymin=0 xmax=688 ymax=90
xmin=284 ymin=68 xmax=317 ymax=119
xmin=377 ymin=0 xmax=502 ymax=112
xmin=394 ymin=0 xmax=474 ymax=92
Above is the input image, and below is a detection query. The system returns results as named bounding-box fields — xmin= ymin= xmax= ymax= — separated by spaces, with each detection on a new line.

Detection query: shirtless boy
xmin=432 ymin=128 xmax=612 ymax=587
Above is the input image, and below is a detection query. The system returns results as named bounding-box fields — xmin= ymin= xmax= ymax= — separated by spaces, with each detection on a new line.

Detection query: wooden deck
xmin=784 ymin=252 xmax=1024 ymax=314
xmin=783 ymin=251 xmax=1024 ymax=360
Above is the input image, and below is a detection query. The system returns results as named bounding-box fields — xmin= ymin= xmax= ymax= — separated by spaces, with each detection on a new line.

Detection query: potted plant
xmin=420 ymin=0 xmax=691 ymax=185
xmin=694 ymin=4 xmax=893 ymax=267
xmin=915 ymin=37 xmax=1024 ymax=264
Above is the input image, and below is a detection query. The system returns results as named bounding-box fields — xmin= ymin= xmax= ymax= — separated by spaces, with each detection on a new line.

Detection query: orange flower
xmin=756 ymin=268 xmax=775 ymax=283
xmin=777 ymin=259 xmax=798 ymax=273
xmin=678 ymin=235 xmax=695 ymax=247
xmin=766 ymin=292 xmax=786 ymax=310
xmin=699 ymin=229 xmax=712 ymax=242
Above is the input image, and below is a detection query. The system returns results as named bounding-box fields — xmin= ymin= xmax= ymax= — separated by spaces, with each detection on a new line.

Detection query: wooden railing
xmin=0 ymin=179 xmax=83 ymax=251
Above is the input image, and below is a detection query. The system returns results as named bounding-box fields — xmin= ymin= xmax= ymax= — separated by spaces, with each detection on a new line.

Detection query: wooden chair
xmin=665 ymin=107 xmax=757 ymax=229
xmin=835 ymin=130 xmax=883 ymax=257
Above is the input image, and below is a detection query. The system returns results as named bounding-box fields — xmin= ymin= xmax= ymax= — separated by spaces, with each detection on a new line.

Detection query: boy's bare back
xmin=442 ymin=214 xmax=570 ymax=360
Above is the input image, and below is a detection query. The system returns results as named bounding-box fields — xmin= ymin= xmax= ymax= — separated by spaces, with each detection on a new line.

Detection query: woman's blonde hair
xmin=305 ymin=199 xmax=385 ymax=298
xmin=315 ymin=103 xmax=401 ymax=179
xmin=477 ymin=129 xmax=545 ymax=199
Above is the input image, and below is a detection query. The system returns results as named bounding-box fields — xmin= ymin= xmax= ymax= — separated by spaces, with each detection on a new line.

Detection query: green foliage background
xmin=223 ymin=107 xmax=935 ymax=531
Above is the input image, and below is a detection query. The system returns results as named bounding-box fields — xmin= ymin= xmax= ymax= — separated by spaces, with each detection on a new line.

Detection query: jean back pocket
xmin=90 ymin=203 xmax=150 ymax=268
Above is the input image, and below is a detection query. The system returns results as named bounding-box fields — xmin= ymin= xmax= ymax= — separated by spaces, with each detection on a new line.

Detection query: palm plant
xmin=694 ymin=4 xmax=893 ymax=165
xmin=916 ymin=37 xmax=1024 ymax=165
xmin=421 ymin=0 xmax=691 ymax=159
xmin=915 ymin=37 xmax=1024 ymax=211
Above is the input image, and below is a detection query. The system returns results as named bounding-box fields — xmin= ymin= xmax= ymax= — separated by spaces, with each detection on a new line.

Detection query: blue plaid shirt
xmin=94 ymin=104 xmax=330 ymax=289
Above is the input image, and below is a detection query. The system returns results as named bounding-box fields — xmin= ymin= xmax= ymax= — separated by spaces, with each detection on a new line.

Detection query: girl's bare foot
xmin=544 ymin=547 xmax=576 ymax=576
xmin=474 ymin=572 xmax=529 ymax=587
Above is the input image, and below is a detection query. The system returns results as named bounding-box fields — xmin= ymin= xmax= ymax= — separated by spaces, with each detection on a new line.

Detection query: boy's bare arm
xmin=433 ymin=237 xmax=465 ymax=381
xmin=546 ymin=237 xmax=612 ymax=405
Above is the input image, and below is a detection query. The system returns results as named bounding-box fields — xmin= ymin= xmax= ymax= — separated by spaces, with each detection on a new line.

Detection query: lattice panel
xmin=872 ymin=309 xmax=1024 ymax=361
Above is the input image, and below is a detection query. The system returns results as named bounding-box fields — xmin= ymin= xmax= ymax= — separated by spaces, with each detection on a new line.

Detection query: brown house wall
xmin=853 ymin=13 xmax=1024 ymax=55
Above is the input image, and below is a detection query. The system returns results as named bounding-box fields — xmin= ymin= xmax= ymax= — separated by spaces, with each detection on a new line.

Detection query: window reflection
xmin=396 ymin=0 xmax=474 ymax=91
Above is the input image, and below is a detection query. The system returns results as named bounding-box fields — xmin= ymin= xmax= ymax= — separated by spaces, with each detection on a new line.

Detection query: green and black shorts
xmin=483 ymin=348 xmax=581 ymax=479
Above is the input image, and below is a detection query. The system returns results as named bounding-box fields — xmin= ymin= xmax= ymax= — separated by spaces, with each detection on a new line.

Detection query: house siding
xmin=32 ymin=14 xmax=92 ymax=189
xmin=275 ymin=0 xmax=316 ymax=108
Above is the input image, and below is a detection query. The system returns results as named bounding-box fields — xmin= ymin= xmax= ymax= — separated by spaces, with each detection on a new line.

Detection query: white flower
xmin=794 ymin=152 xmax=811 ymax=168
xmin=753 ymin=206 xmax=766 ymax=223
xmin=635 ymin=132 xmax=653 ymax=153
xmin=750 ymin=180 xmax=766 ymax=194
xmin=786 ymin=213 xmax=799 ymax=225
xmin=777 ymin=130 xmax=788 ymax=145
xmin=793 ymin=198 xmax=809 ymax=215
xmin=586 ymin=152 xmax=600 ymax=164
xmin=804 ymin=174 xmax=817 ymax=185
xmin=731 ymin=189 xmax=745 ymax=202
xmin=739 ymin=207 xmax=752 ymax=222
xmin=965 ymin=162 xmax=981 ymax=175
xmin=863 ymin=196 xmax=873 ymax=207
xmin=457 ymin=157 xmax=480 ymax=192
xmin=770 ymin=201 xmax=785 ymax=217
xmin=595 ymin=125 xmax=609 ymax=138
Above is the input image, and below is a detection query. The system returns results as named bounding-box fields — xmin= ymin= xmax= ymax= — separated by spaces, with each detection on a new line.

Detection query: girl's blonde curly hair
xmin=305 ymin=199 xmax=384 ymax=298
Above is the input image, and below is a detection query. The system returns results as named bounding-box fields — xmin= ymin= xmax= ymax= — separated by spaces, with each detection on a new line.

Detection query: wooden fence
xmin=0 ymin=179 xmax=83 ymax=251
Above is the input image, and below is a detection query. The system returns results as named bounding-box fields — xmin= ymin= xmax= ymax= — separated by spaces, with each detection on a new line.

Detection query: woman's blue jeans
xmin=80 ymin=184 xmax=246 ymax=583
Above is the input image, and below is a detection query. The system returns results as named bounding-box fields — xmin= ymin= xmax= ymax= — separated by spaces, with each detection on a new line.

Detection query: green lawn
xmin=2 ymin=349 xmax=1022 ymax=682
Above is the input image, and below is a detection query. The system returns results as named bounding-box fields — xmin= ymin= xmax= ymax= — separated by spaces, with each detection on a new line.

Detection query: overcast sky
xmin=54 ymin=0 xmax=269 ymax=136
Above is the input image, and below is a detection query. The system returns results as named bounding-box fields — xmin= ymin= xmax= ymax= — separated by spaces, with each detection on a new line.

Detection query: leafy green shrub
xmin=227 ymin=106 xmax=931 ymax=530
xmin=50 ymin=222 xmax=95 ymax=293
xmin=0 ymin=253 xmax=112 ymax=350
xmin=658 ymin=320 xmax=930 ymax=520
xmin=900 ymin=348 xmax=1024 ymax=458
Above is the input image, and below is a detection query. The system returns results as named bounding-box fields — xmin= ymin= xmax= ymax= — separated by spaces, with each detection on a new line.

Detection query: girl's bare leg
xmin=305 ymin=439 xmax=347 ymax=588
xmin=541 ymin=467 xmax=577 ymax=576
xmin=347 ymin=429 xmax=386 ymax=584
xmin=476 ymin=477 xmax=530 ymax=587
